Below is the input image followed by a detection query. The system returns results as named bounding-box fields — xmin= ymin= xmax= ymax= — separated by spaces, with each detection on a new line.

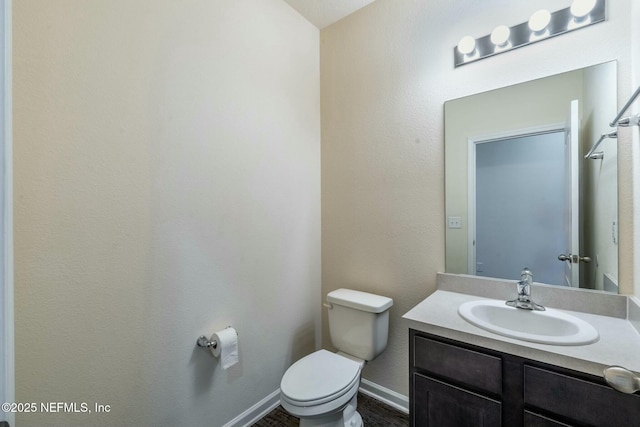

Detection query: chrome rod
xmin=584 ymin=130 xmax=617 ymax=160
xmin=610 ymin=84 xmax=640 ymax=127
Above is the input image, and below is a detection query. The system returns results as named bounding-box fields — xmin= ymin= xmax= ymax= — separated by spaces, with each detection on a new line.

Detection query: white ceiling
xmin=282 ymin=0 xmax=376 ymax=29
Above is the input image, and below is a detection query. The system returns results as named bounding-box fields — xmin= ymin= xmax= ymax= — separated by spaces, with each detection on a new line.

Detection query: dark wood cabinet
xmin=409 ymin=329 xmax=640 ymax=427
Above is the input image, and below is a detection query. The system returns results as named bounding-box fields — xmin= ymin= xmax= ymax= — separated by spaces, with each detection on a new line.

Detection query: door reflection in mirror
xmin=473 ymin=130 xmax=565 ymax=286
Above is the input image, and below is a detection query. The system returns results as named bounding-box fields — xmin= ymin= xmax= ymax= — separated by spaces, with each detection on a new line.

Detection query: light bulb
xmin=528 ymin=9 xmax=551 ymax=33
xmin=490 ymin=25 xmax=511 ymax=47
xmin=457 ymin=36 xmax=476 ymax=55
xmin=571 ymin=0 xmax=597 ymax=19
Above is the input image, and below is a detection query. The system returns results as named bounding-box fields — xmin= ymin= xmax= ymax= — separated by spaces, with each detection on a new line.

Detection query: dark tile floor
xmin=252 ymin=392 xmax=409 ymax=427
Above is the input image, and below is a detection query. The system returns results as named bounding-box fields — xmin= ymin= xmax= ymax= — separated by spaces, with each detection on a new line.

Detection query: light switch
xmin=448 ymin=216 xmax=462 ymax=229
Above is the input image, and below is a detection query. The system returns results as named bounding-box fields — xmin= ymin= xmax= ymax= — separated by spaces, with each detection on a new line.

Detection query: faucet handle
xmin=518 ymin=268 xmax=533 ymax=291
xmin=516 ymin=280 xmax=529 ymax=297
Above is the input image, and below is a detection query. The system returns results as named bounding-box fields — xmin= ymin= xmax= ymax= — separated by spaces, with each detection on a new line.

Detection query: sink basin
xmin=458 ymin=299 xmax=599 ymax=346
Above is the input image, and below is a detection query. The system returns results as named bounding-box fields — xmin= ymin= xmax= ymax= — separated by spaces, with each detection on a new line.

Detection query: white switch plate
xmin=448 ymin=216 xmax=462 ymax=229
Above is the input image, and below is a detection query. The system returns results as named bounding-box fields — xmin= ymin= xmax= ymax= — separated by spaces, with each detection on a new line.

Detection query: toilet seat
xmin=280 ymin=350 xmax=361 ymax=407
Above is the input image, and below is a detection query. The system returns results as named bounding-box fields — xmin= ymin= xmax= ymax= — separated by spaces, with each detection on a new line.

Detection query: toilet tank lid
xmin=327 ymin=289 xmax=393 ymax=313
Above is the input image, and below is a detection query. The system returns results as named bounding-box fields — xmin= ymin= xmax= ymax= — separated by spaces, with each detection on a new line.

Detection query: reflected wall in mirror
xmin=445 ymin=61 xmax=618 ymax=292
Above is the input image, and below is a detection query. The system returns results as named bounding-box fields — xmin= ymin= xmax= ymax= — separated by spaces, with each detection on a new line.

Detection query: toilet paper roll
xmin=211 ymin=327 xmax=238 ymax=370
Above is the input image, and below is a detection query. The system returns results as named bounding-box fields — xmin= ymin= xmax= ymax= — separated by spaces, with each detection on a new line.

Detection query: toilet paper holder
xmin=196 ymin=327 xmax=238 ymax=351
xmin=196 ymin=335 xmax=218 ymax=350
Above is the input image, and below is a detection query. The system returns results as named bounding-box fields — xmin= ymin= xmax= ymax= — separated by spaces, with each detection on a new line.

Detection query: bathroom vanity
xmin=404 ymin=274 xmax=640 ymax=427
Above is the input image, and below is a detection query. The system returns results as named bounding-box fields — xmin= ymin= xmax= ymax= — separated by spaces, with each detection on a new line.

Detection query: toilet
xmin=280 ymin=288 xmax=393 ymax=427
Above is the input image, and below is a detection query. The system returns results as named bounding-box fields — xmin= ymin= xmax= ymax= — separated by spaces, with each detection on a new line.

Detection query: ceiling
xmin=282 ymin=0 xmax=376 ymax=29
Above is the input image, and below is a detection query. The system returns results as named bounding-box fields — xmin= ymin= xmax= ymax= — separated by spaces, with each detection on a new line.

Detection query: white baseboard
xmin=232 ymin=379 xmax=410 ymax=426
xmin=223 ymin=388 xmax=281 ymax=427
xmin=359 ymin=378 xmax=409 ymax=414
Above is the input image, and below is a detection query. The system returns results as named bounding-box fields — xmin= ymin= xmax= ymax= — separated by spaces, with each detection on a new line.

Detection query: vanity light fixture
xmin=454 ymin=0 xmax=606 ymax=67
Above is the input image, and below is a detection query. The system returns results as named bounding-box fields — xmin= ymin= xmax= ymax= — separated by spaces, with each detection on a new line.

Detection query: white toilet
xmin=280 ymin=288 xmax=393 ymax=427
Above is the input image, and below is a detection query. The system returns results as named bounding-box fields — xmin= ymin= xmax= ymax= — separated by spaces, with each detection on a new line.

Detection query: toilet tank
xmin=326 ymin=289 xmax=393 ymax=361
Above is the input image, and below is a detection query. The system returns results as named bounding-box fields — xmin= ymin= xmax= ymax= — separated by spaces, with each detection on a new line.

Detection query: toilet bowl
xmin=280 ymin=350 xmax=364 ymax=427
xmin=279 ymin=289 xmax=393 ymax=427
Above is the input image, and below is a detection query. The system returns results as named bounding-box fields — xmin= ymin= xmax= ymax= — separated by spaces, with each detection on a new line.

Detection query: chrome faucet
xmin=506 ymin=268 xmax=545 ymax=311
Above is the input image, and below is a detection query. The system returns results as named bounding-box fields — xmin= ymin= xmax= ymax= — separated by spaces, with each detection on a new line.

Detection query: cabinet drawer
xmin=524 ymin=365 xmax=640 ymax=427
xmin=413 ymin=335 xmax=502 ymax=395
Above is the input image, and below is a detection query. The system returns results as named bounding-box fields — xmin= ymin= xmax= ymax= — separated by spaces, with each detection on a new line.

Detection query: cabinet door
xmin=413 ymin=373 xmax=501 ymax=427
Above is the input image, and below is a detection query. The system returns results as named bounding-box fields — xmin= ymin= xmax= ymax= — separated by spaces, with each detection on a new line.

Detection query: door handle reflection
xmin=557 ymin=254 xmax=591 ymax=263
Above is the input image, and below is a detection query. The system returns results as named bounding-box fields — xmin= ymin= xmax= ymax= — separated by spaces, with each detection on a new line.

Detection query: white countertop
xmin=403 ymin=290 xmax=640 ymax=378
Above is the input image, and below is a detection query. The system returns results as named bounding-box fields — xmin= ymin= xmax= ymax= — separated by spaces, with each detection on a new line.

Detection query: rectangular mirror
xmin=445 ymin=61 xmax=618 ymax=292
